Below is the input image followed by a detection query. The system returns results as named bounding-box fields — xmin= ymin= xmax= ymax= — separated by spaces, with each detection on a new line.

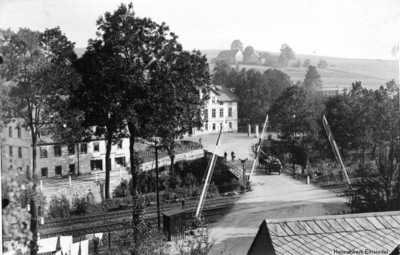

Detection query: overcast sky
xmin=1 ymin=0 xmax=399 ymax=60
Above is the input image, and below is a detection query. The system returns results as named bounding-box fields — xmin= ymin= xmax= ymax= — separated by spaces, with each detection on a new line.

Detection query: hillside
xmin=74 ymin=47 xmax=399 ymax=90
xmin=200 ymin=49 xmax=398 ymax=90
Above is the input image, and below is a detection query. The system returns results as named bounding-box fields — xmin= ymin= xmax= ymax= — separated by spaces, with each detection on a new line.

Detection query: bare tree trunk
xmin=30 ymin=133 xmax=38 ymax=255
xmin=105 ymin=134 xmax=113 ymax=199
xmin=127 ymin=123 xmax=143 ymax=255
xmin=169 ymin=154 xmax=175 ymax=175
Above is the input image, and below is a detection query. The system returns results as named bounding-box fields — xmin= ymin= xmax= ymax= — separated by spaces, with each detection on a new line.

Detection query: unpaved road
xmin=186 ymin=133 xmax=348 ymax=254
xmin=209 ymin=169 xmax=349 ymax=255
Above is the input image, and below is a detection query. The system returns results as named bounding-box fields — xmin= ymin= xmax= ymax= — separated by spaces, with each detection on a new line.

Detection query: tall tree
xmin=269 ymin=86 xmax=317 ymax=139
xmin=1 ymin=27 xmax=80 ymax=255
xmin=230 ymin=39 xmax=243 ymax=52
xmin=92 ymin=5 xmax=211 ymax=240
xmin=304 ymin=65 xmax=322 ymax=92
xmin=149 ymin=50 xmax=210 ymax=175
xmin=212 ymin=60 xmax=231 ymax=85
xmin=243 ymin=46 xmax=255 ymax=63
xmin=212 ymin=65 xmax=291 ymax=124
xmin=278 ymin=43 xmax=295 ymax=67
xmin=73 ymin=42 xmax=129 ymax=200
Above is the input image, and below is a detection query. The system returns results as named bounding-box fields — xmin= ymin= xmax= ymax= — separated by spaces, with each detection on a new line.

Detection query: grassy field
xmin=75 ymin=47 xmax=398 ymax=91
xmin=201 ymin=49 xmax=399 ymax=91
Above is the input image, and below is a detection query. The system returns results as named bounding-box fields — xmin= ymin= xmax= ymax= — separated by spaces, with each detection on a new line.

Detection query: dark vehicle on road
xmin=265 ymin=156 xmax=282 ymax=175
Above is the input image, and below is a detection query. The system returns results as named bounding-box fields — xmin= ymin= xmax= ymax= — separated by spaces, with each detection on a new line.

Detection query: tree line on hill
xmin=212 ymin=61 xmax=323 ymax=125
xmin=1 ymin=3 xmax=211 ymax=254
xmin=229 ymin=39 xmax=329 ymax=68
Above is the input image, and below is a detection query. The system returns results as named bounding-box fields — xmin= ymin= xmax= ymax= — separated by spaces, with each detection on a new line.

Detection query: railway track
xmin=40 ymin=196 xmax=239 ymax=238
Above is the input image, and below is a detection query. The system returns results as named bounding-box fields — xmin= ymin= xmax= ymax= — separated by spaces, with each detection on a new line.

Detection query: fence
xmin=138 ymin=141 xmax=203 ymax=163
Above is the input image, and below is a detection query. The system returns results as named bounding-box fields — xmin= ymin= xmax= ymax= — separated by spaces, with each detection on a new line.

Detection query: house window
xmin=219 ymin=102 xmax=223 ymax=106
xmin=203 ymin=109 xmax=208 ymax=120
xmin=40 ymin=147 xmax=48 ymax=158
xmin=17 ymin=127 xmax=21 ymax=138
xmin=229 ymin=122 xmax=233 ymax=129
xmin=219 ymin=109 xmax=223 ymax=117
xmin=91 ymin=159 xmax=103 ymax=170
xmin=18 ymin=147 xmax=22 ymax=158
xmin=212 ymin=123 xmax=216 ymax=131
xmin=9 ymin=126 xmax=12 ymax=137
xmin=9 ymin=146 xmax=13 ymax=157
xmin=81 ymin=143 xmax=87 ymax=154
xmin=115 ymin=157 xmax=126 ymax=167
xmin=93 ymin=142 xmax=100 ymax=152
xmin=212 ymin=109 xmax=216 ymax=118
xmin=117 ymin=140 xmax=123 ymax=149
xmin=55 ymin=165 xmax=62 ymax=176
xmin=69 ymin=164 xmax=75 ymax=174
xmin=41 ymin=167 xmax=48 ymax=178
xmin=228 ymin=108 xmax=232 ymax=117
xmin=54 ymin=145 xmax=62 ymax=157
xmin=68 ymin=144 xmax=75 ymax=155
xmin=228 ymin=102 xmax=232 ymax=105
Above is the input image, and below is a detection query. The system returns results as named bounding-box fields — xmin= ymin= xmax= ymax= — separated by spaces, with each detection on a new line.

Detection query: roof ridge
xmin=264 ymin=211 xmax=400 ymax=223
xmin=268 ymin=226 xmax=400 ymax=237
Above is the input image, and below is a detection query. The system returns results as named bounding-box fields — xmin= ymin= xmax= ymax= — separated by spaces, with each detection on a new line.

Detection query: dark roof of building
xmin=248 ymin=211 xmax=400 ymax=255
xmin=216 ymin=49 xmax=241 ymax=59
xmin=211 ymin=85 xmax=238 ymax=101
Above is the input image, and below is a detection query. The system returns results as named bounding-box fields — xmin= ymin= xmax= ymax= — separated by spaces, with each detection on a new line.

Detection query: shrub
xmin=73 ymin=194 xmax=90 ymax=215
xmin=48 ymin=194 xmax=70 ymax=219
xmin=114 ymin=179 xmax=129 ymax=198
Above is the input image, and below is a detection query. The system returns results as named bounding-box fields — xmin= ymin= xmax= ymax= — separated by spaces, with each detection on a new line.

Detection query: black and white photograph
xmin=1 ymin=0 xmax=399 ymax=254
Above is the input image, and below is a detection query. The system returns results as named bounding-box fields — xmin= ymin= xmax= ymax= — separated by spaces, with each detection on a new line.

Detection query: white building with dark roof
xmin=248 ymin=211 xmax=400 ymax=255
xmin=193 ymin=84 xmax=239 ymax=135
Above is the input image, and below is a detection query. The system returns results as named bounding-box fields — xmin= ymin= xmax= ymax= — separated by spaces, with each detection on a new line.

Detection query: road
xmin=187 ymin=132 xmax=348 ymax=255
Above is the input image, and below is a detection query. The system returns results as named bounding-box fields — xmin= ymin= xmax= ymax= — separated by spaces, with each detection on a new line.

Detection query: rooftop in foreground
xmin=248 ymin=210 xmax=400 ymax=255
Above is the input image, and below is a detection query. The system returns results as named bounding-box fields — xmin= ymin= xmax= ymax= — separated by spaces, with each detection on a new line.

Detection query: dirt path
xmin=209 ymin=170 xmax=349 ymax=254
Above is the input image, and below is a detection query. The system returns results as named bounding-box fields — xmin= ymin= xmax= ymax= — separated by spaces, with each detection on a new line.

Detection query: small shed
xmin=163 ymin=208 xmax=186 ymax=241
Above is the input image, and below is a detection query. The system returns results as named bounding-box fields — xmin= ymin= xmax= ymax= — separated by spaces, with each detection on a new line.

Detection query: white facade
xmin=194 ymin=85 xmax=239 ymax=135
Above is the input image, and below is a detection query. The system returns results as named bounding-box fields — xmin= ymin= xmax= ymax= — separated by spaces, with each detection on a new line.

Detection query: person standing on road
xmin=224 ymin=151 xmax=228 ymax=161
xmin=231 ymin=151 xmax=235 ymax=161
xmin=199 ymin=138 xmax=202 ymax=145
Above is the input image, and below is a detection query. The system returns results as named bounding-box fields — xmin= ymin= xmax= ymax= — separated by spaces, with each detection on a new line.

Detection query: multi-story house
xmin=194 ymin=84 xmax=239 ymax=135
xmin=1 ymin=122 xmax=31 ymax=174
xmin=1 ymin=122 xmax=131 ymax=178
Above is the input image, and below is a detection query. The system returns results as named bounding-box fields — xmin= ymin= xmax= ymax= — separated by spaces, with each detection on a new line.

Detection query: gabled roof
xmin=210 ymin=85 xmax=238 ymax=102
xmin=248 ymin=211 xmax=400 ymax=255
xmin=216 ymin=49 xmax=241 ymax=59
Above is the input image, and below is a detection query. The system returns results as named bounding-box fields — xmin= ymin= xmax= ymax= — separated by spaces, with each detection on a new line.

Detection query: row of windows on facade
xmin=8 ymin=146 xmax=24 ymax=158
xmin=40 ymin=157 xmax=126 ymax=177
xmin=8 ymin=126 xmax=22 ymax=138
xmin=205 ymin=108 xmax=233 ymax=119
xmin=203 ymin=122 xmax=233 ymax=131
xmin=38 ymin=140 xmax=123 ymax=158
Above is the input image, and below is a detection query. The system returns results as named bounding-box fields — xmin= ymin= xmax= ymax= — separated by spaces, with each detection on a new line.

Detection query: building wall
xmin=36 ymin=139 xmax=131 ymax=178
xmin=1 ymin=122 xmax=31 ymax=174
xmin=235 ymin=52 xmax=244 ymax=63
xmin=194 ymin=90 xmax=238 ymax=135
xmin=1 ymin=121 xmax=131 ymax=178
